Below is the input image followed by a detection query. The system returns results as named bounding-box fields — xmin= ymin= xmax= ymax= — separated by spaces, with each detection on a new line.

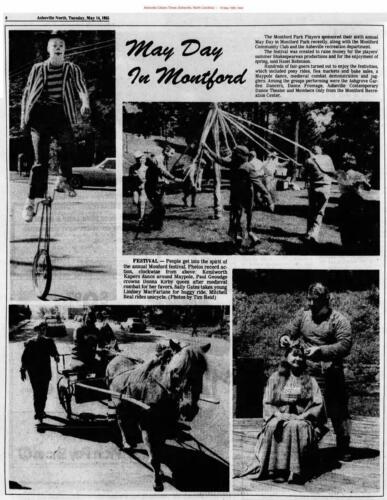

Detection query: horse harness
xmin=108 ymin=362 xmax=181 ymax=406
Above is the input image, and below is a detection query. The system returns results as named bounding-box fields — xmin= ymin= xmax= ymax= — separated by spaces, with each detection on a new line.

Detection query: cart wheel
xmin=58 ymin=383 xmax=72 ymax=418
xmin=32 ymin=249 xmax=52 ymax=299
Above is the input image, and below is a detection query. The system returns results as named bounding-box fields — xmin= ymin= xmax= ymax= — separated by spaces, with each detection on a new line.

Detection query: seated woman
xmin=239 ymin=344 xmax=327 ymax=484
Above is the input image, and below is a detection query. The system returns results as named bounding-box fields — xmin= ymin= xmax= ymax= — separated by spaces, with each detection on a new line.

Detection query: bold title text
xmin=126 ymin=39 xmax=247 ymax=90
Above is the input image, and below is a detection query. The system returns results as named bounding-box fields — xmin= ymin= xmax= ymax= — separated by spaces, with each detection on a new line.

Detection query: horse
xmin=106 ymin=340 xmax=211 ymax=491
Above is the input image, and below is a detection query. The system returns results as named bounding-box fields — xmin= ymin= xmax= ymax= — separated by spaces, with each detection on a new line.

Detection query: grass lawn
xmin=122 ymin=186 xmax=347 ymax=255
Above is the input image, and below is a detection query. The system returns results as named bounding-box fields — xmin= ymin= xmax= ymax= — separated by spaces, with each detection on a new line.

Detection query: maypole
xmin=195 ymin=103 xmax=222 ymax=219
xmin=194 ymin=104 xmax=218 ymax=162
xmin=212 ymin=112 xmax=223 ymax=218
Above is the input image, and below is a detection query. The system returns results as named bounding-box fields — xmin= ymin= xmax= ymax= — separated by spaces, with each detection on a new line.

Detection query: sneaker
xmin=248 ymin=231 xmax=259 ymax=244
xmin=22 ymin=200 xmax=35 ymax=223
xmin=337 ymin=447 xmax=352 ymax=462
xmin=340 ymin=451 xmax=352 ymax=462
xmin=36 ymin=421 xmax=45 ymax=433
xmin=302 ymin=234 xmax=318 ymax=245
xmin=54 ymin=177 xmax=77 ymax=197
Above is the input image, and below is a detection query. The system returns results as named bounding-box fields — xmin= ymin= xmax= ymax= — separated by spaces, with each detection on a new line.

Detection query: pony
xmin=106 ymin=340 xmax=211 ymax=491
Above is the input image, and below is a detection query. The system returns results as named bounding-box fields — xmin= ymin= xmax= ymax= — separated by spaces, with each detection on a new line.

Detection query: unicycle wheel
xmin=32 ymin=249 xmax=52 ymax=299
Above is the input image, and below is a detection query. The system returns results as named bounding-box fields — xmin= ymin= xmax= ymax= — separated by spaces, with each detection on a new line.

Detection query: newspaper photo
xmin=8 ymin=29 xmax=116 ymax=301
xmin=123 ymin=101 xmax=379 ymax=256
xmin=233 ymin=269 xmax=380 ymax=494
xmin=3 ymin=11 xmax=384 ymax=496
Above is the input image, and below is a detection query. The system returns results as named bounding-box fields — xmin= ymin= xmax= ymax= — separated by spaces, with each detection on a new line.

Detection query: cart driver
xmin=98 ymin=310 xmax=120 ymax=355
xmin=70 ymin=311 xmax=102 ymax=376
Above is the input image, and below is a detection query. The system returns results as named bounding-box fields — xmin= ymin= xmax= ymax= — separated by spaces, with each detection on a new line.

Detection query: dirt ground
xmin=7 ymin=321 xmax=230 ymax=493
xmin=9 ymin=174 xmax=116 ymax=301
xmin=123 ymin=182 xmax=347 ymax=256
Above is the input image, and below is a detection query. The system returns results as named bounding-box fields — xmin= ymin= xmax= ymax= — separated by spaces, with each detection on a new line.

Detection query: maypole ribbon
xmin=218 ymin=109 xmax=237 ymax=149
xmin=222 ymin=109 xmax=314 ymax=156
xmin=222 ymin=110 xmax=301 ymax=165
xmin=224 ymin=114 xmax=292 ymax=162
xmin=223 ymin=111 xmax=298 ymax=164
xmin=222 ymin=111 xmax=272 ymax=156
xmin=218 ymin=111 xmax=231 ymax=152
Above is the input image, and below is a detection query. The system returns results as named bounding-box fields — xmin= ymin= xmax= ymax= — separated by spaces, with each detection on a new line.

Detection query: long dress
xmin=240 ymin=370 xmax=327 ymax=479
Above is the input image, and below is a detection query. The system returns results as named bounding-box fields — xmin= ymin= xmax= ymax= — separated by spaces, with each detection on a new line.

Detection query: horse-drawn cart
xmin=56 ymin=353 xmax=149 ymax=420
xmin=54 ymin=343 xmax=221 ymax=491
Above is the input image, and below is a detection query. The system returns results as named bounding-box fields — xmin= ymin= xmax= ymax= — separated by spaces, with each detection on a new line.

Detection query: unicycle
xmin=32 ymin=191 xmax=55 ymax=299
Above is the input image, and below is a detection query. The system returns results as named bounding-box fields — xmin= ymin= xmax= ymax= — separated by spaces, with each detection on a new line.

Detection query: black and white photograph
xmin=8 ymin=304 xmax=230 ymax=493
xmin=233 ymin=269 xmax=380 ymax=494
xmin=123 ymin=102 xmax=379 ymax=256
xmin=8 ymin=30 xmax=116 ymax=301
xmin=3 ymin=13 xmax=385 ymax=500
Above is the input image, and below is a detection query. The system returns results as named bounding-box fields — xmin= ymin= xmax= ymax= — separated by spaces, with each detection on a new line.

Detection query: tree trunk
xmin=294 ymin=117 xmax=300 ymax=167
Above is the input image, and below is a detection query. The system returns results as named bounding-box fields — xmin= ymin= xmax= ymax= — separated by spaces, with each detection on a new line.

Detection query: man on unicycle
xmin=20 ymin=31 xmax=90 ymax=222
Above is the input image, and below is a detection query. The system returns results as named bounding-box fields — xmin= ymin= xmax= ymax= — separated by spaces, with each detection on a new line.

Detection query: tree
xmin=123 ymin=101 xmax=380 ymax=187
xmin=317 ymin=102 xmax=380 ymax=187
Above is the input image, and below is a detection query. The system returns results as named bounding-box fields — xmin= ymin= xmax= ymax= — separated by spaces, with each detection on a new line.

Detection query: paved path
xmin=9 ymin=175 xmax=116 ymax=301
xmin=8 ymin=325 xmax=230 ymax=493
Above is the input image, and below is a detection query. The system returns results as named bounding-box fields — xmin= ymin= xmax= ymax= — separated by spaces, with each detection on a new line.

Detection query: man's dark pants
xmin=310 ymin=363 xmax=351 ymax=451
xmin=28 ymin=374 xmax=50 ymax=419
xmin=325 ymin=365 xmax=351 ymax=450
xmin=145 ymin=183 xmax=166 ymax=229
xmin=28 ymin=103 xmax=75 ymax=199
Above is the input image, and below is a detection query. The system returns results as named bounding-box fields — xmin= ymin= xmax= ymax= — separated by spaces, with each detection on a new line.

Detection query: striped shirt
xmin=43 ymin=63 xmax=64 ymax=104
xmin=21 ymin=60 xmax=89 ymax=128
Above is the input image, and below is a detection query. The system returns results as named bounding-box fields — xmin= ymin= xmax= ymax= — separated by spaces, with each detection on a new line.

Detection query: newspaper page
xmin=3 ymin=11 xmax=384 ymax=496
